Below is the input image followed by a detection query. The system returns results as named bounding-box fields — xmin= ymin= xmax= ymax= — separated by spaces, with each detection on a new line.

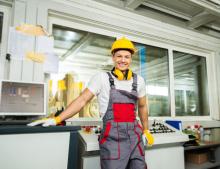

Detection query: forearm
xmin=58 ymin=88 xmax=94 ymax=122
xmin=139 ymin=104 xmax=154 ymax=146
xmin=138 ymin=105 xmax=148 ymax=130
xmin=59 ymin=97 xmax=85 ymax=121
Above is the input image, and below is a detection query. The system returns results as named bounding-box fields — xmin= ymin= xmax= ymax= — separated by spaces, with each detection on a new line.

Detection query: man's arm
xmin=138 ymin=96 xmax=148 ymax=130
xmin=138 ymin=95 xmax=154 ymax=146
xmin=59 ymin=88 xmax=94 ymax=121
xmin=27 ymin=88 xmax=95 ymax=127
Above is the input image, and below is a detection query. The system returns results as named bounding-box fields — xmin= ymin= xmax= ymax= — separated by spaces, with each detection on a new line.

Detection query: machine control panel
xmin=81 ymin=126 xmax=102 ymax=135
xmin=73 ymin=119 xmax=189 ymax=151
xmin=150 ymin=120 xmax=175 ymax=134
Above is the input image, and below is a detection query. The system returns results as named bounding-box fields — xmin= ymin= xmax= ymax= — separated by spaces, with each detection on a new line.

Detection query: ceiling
xmin=95 ymin=0 xmax=220 ymax=38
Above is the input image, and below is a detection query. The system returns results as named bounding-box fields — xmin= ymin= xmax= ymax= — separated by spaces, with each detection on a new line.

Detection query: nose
xmin=121 ymin=56 xmax=126 ymax=62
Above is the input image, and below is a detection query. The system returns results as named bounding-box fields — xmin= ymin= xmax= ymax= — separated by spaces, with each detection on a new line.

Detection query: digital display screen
xmin=0 ymin=81 xmax=45 ymax=115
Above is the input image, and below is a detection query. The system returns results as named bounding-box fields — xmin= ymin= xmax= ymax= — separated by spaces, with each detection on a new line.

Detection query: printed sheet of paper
xmin=7 ymin=27 xmax=35 ymax=60
xmin=43 ymin=53 xmax=59 ymax=73
xmin=36 ymin=36 xmax=54 ymax=53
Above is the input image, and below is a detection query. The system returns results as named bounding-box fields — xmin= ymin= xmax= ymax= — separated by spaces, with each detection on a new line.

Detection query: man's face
xmin=112 ymin=50 xmax=132 ymax=72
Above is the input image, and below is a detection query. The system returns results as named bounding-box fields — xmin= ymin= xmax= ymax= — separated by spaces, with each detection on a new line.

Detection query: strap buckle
xmin=132 ymin=83 xmax=137 ymax=91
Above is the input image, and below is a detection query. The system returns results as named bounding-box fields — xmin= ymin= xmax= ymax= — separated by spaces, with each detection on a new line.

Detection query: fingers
xmin=42 ymin=121 xmax=52 ymax=127
xmin=42 ymin=123 xmax=50 ymax=127
xmin=42 ymin=119 xmax=56 ymax=127
xmin=27 ymin=118 xmax=56 ymax=127
xmin=27 ymin=120 xmax=45 ymax=126
xmin=143 ymin=132 xmax=154 ymax=146
xmin=142 ymin=135 xmax=147 ymax=145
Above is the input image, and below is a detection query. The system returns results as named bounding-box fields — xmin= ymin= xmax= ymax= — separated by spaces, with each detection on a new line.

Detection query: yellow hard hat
xmin=111 ymin=37 xmax=136 ymax=54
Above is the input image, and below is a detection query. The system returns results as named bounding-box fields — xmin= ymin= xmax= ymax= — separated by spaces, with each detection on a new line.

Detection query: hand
xmin=27 ymin=116 xmax=62 ymax=127
xmin=143 ymin=129 xmax=154 ymax=146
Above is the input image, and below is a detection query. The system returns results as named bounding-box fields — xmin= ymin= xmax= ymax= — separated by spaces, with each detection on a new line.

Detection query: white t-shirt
xmin=87 ymin=72 xmax=146 ymax=118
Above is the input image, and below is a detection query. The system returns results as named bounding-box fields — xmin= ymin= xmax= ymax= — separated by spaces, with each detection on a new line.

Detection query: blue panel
xmin=138 ymin=46 xmax=147 ymax=81
xmin=165 ymin=120 xmax=182 ymax=130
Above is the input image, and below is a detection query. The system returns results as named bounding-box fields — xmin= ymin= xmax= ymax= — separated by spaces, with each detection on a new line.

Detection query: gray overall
xmin=99 ymin=72 xmax=147 ymax=169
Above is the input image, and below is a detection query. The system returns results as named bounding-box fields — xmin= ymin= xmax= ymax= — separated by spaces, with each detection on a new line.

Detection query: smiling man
xmin=28 ymin=37 xmax=154 ymax=169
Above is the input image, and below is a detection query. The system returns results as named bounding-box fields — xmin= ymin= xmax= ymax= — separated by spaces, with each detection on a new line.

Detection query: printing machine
xmin=0 ymin=80 xmax=189 ymax=169
xmin=0 ymin=80 xmax=80 ymax=169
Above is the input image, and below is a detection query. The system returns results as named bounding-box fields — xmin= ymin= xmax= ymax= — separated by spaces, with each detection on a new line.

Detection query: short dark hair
xmin=112 ymin=48 xmax=133 ymax=55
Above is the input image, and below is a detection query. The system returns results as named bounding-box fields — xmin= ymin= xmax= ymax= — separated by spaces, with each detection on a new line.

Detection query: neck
xmin=115 ymin=67 xmax=128 ymax=74
xmin=121 ymin=70 xmax=127 ymax=75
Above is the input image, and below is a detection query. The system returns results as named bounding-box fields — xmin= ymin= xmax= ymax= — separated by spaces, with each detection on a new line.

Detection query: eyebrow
xmin=115 ymin=54 xmax=131 ymax=57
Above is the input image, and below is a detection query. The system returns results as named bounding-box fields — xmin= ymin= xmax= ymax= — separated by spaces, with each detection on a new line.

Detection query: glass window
xmin=51 ymin=24 xmax=115 ymax=117
xmin=173 ymin=51 xmax=209 ymax=116
xmin=53 ymin=24 xmax=115 ymax=80
xmin=134 ymin=44 xmax=169 ymax=116
xmin=50 ymin=24 xmax=210 ymax=118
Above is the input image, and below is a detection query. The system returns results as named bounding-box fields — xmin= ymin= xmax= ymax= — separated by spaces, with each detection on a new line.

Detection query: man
xmin=28 ymin=37 xmax=154 ymax=169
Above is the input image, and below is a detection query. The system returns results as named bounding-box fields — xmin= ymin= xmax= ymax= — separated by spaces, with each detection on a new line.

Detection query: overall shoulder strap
xmin=132 ymin=73 xmax=137 ymax=92
xmin=107 ymin=72 xmax=115 ymax=89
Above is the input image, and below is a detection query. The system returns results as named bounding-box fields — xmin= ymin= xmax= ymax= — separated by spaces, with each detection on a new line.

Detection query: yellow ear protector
xmin=111 ymin=67 xmax=133 ymax=80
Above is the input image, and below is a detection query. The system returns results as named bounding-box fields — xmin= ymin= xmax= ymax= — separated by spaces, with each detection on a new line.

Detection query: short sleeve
xmin=138 ymin=76 xmax=146 ymax=98
xmin=87 ymin=73 xmax=102 ymax=95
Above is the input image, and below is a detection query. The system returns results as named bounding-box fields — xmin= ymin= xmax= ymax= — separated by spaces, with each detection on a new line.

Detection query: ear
xmin=112 ymin=55 xmax=116 ymax=63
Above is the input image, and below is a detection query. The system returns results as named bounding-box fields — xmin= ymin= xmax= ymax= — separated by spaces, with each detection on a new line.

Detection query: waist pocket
xmin=99 ymin=122 xmax=120 ymax=160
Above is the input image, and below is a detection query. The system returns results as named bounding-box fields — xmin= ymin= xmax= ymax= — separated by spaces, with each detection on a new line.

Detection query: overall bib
xmin=99 ymin=72 xmax=147 ymax=169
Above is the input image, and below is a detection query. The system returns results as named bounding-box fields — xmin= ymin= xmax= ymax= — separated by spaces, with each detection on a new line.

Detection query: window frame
xmin=0 ymin=5 xmax=11 ymax=79
xmin=169 ymin=48 xmax=213 ymax=121
xmin=48 ymin=15 xmax=216 ymax=121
